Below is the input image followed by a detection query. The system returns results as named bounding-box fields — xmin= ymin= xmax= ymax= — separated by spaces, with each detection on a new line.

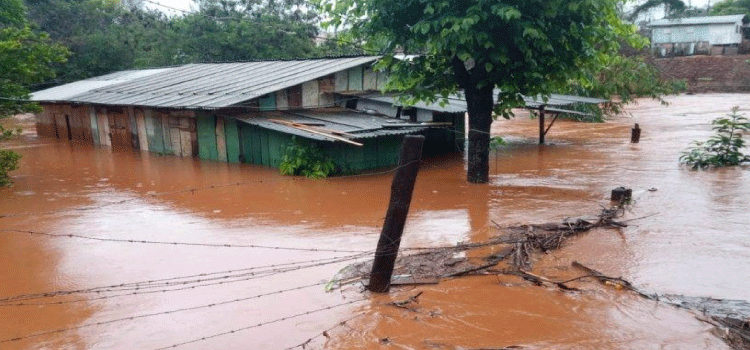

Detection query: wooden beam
xmin=269 ymin=119 xmax=363 ymax=146
xmin=543 ymin=113 xmax=561 ymax=137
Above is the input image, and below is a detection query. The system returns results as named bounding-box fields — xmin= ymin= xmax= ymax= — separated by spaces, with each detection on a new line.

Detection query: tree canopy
xmin=22 ymin=0 xmax=360 ymax=87
xmin=1 ymin=0 xmax=68 ymax=117
xmin=1 ymin=0 xmax=68 ymax=186
xmin=321 ymin=0 xmax=642 ymax=183
xmin=711 ymin=0 xmax=750 ymax=17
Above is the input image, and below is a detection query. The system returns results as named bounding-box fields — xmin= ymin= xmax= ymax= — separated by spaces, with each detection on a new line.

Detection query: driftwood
xmin=335 ymin=206 xmax=626 ymax=288
xmin=504 ymin=207 xmax=626 ymax=269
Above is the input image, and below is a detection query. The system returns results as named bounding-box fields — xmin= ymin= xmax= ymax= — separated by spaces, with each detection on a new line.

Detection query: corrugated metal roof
xmin=34 ymin=56 xmax=381 ymax=109
xmin=235 ymin=108 xmax=424 ymax=142
xmin=358 ymin=91 xmax=606 ymax=113
xmin=649 ymin=14 xmax=748 ymax=27
xmin=30 ymin=68 xmax=173 ymax=102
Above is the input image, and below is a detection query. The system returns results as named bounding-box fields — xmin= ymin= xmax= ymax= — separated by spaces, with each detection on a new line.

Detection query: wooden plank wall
xmin=196 ymin=114 xmax=218 ymax=161
xmin=216 ymin=117 xmax=227 ymax=162
xmin=334 ymin=65 xmax=387 ymax=93
xmin=224 ymin=118 xmax=240 ymax=163
xmin=35 ymin=103 xmax=97 ymax=144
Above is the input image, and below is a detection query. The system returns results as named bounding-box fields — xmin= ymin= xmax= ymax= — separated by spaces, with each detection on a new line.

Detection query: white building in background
xmin=650 ymin=14 xmax=750 ymax=56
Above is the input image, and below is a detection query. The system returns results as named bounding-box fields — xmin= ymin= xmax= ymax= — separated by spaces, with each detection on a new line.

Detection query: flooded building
xmin=650 ymin=14 xmax=750 ymax=56
xmin=31 ymin=56 xmax=465 ymax=172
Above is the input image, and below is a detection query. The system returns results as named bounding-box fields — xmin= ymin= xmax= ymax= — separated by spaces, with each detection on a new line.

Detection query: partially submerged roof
xmin=358 ymin=91 xmax=606 ymax=114
xmin=649 ymin=14 xmax=748 ymax=27
xmin=31 ymin=56 xmax=380 ymax=109
xmin=235 ymin=108 xmax=424 ymax=142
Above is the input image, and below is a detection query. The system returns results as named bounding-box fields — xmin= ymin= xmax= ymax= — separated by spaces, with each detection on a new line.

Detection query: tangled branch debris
xmin=503 ymin=206 xmax=626 ymax=269
xmin=335 ymin=205 xmax=627 ymax=287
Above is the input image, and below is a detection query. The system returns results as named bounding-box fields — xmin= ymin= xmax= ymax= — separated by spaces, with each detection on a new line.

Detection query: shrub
xmin=0 ymin=125 xmax=21 ymax=186
xmin=278 ymin=137 xmax=336 ymax=179
xmin=680 ymin=107 xmax=750 ymax=170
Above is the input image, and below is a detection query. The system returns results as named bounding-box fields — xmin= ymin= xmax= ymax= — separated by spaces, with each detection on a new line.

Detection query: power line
xmin=153 ymin=298 xmax=368 ymax=350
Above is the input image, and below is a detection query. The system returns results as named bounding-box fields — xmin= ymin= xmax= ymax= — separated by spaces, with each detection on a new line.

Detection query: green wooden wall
xmin=237 ymin=123 xmax=293 ymax=167
xmin=224 ymin=118 xmax=240 ymax=163
xmin=234 ymin=121 xmax=405 ymax=171
xmin=258 ymin=94 xmax=276 ymax=111
xmin=196 ymin=114 xmax=219 ymax=161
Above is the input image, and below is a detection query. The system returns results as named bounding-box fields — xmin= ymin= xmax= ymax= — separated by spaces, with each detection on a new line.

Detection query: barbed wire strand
xmin=282 ymin=312 xmax=365 ymax=350
xmin=153 ymin=298 xmax=368 ymax=350
xmin=0 ymin=279 xmax=341 ymax=343
xmin=0 ymin=229 xmax=370 ymax=253
xmin=0 ymin=252 xmax=370 ymax=304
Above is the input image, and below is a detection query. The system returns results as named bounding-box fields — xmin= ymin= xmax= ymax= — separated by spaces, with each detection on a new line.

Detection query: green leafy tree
xmin=26 ymin=0 xmax=174 ymax=84
xmin=711 ymin=0 xmax=750 ymax=17
xmin=564 ymin=55 xmax=686 ymax=121
xmin=321 ymin=0 xmax=641 ymax=183
xmin=1 ymin=0 xmax=68 ymax=185
xmin=170 ymin=0 xmax=322 ymax=63
xmin=680 ymin=107 xmax=750 ymax=169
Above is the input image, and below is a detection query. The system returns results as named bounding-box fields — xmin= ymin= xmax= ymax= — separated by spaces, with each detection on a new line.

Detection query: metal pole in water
xmin=368 ymin=135 xmax=425 ymax=293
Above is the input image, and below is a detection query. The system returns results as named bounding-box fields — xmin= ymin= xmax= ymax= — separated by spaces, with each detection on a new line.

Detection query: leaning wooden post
xmin=368 ymin=135 xmax=425 ymax=293
xmin=631 ymin=123 xmax=641 ymax=143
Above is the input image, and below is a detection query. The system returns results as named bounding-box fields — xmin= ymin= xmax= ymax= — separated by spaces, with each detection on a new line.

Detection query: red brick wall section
xmin=652 ymin=55 xmax=750 ymax=93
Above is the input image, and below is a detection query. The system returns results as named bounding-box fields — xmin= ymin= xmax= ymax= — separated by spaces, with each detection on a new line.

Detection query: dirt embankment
xmin=652 ymin=55 xmax=750 ymax=93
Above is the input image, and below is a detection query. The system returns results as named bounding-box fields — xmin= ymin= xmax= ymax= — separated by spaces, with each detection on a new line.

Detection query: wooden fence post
xmin=631 ymin=123 xmax=641 ymax=143
xmin=368 ymin=135 xmax=425 ymax=293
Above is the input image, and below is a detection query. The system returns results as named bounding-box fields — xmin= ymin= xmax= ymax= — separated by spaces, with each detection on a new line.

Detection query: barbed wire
xmin=282 ymin=312 xmax=365 ymax=350
xmin=0 ymin=229 xmax=370 ymax=253
xmin=0 ymin=279 xmax=344 ymax=343
xmin=0 ymin=252 xmax=369 ymax=304
xmin=153 ymin=298 xmax=369 ymax=350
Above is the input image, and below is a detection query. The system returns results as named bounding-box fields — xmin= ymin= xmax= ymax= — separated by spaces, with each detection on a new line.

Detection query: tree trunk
xmin=464 ymin=85 xmax=494 ymax=184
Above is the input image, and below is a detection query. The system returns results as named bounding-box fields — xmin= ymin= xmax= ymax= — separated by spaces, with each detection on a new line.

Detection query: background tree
xmin=171 ymin=0 xmax=321 ymax=63
xmin=626 ymin=0 xmax=686 ymax=22
xmin=711 ymin=0 xmax=750 ymax=16
xmin=321 ymin=0 xmax=641 ymax=183
xmin=1 ymin=0 xmax=68 ymax=185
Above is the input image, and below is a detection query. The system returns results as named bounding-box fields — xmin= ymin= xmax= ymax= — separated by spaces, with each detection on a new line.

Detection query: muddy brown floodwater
xmin=1 ymin=94 xmax=749 ymax=350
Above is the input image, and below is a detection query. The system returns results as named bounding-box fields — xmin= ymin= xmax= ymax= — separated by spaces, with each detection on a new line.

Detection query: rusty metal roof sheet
xmin=235 ymin=108 xmax=424 ymax=142
xmin=33 ymin=56 xmax=380 ymax=109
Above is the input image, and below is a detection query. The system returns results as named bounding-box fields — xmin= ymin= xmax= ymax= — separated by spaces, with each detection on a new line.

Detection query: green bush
xmin=278 ymin=137 xmax=336 ymax=179
xmin=680 ymin=107 xmax=750 ymax=170
xmin=0 ymin=125 xmax=21 ymax=186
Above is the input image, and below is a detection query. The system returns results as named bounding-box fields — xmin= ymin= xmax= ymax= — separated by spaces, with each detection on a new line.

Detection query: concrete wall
xmin=652 ymin=54 xmax=750 ymax=93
